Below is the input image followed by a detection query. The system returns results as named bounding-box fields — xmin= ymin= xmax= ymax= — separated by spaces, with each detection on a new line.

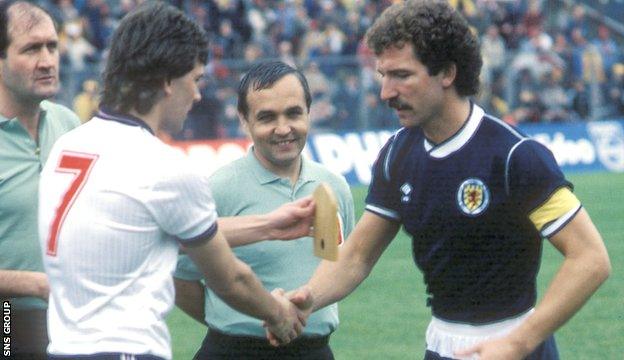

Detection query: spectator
xmin=61 ymin=20 xmax=97 ymax=94
xmin=73 ymin=79 xmax=99 ymax=123
xmin=213 ymin=19 xmax=244 ymax=59
xmin=481 ymin=24 xmax=506 ymax=86
xmin=592 ymin=25 xmax=620 ymax=81
xmin=333 ymin=73 xmax=360 ymax=130
xmin=179 ymin=81 xmax=224 ymax=140
xmin=540 ymin=70 xmax=571 ymax=122
xmin=570 ymin=80 xmax=591 ymax=120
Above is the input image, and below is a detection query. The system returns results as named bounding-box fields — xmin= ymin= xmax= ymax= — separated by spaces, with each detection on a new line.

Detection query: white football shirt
xmin=39 ymin=112 xmax=217 ymax=359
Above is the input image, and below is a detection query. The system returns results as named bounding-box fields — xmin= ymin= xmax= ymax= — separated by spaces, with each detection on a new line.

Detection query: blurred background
xmin=36 ymin=0 xmax=624 ymax=138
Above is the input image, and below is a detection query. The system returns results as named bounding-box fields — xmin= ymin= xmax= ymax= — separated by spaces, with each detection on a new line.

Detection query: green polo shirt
xmin=176 ymin=148 xmax=355 ymax=337
xmin=0 ymin=100 xmax=80 ymax=310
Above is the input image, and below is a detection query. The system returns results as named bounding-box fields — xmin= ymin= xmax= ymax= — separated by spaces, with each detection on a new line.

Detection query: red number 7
xmin=46 ymin=152 xmax=99 ymax=256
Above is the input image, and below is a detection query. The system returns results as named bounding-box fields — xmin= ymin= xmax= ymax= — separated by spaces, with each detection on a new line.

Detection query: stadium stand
xmin=36 ymin=0 xmax=624 ymax=138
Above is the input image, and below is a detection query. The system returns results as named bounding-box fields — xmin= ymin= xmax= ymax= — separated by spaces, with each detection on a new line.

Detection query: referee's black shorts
xmin=193 ymin=329 xmax=334 ymax=360
xmin=11 ymin=308 xmax=48 ymax=360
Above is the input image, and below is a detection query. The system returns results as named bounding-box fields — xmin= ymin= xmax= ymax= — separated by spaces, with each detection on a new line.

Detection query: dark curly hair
xmin=101 ymin=1 xmax=208 ymax=114
xmin=366 ymin=0 xmax=482 ymax=97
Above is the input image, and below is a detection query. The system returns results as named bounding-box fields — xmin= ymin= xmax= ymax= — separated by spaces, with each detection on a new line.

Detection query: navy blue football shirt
xmin=366 ymin=104 xmax=581 ymax=324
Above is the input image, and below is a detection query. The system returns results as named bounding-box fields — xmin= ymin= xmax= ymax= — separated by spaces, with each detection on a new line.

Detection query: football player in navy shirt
xmin=284 ymin=1 xmax=610 ymax=359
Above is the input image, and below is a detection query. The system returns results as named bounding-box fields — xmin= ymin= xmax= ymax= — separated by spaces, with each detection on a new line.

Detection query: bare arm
xmin=306 ymin=211 xmax=400 ymax=312
xmin=218 ymin=196 xmax=314 ymax=247
xmin=182 ymin=229 xmax=304 ymax=344
xmin=457 ymin=208 xmax=611 ymax=359
xmin=173 ymin=278 xmax=206 ymax=325
xmin=0 ymin=270 xmax=49 ymax=300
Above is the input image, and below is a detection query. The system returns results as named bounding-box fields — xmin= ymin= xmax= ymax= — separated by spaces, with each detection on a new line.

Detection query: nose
xmin=37 ymin=47 xmax=57 ymax=70
xmin=274 ymin=117 xmax=292 ymax=136
xmin=379 ymin=77 xmax=398 ymax=102
xmin=193 ymin=88 xmax=202 ymax=103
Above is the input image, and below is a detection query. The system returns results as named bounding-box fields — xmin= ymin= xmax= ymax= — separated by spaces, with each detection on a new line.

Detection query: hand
xmin=265 ymin=286 xmax=314 ymax=346
xmin=264 ymin=288 xmax=307 ymax=347
xmin=267 ymin=196 xmax=315 ymax=241
xmin=286 ymin=286 xmax=314 ymax=319
xmin=455 ymin=335 xmax=529 ymax=360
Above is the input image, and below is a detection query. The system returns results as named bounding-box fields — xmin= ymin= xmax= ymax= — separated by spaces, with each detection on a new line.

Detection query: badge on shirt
xmin=457 ymin=178 xmax=490 ymax=216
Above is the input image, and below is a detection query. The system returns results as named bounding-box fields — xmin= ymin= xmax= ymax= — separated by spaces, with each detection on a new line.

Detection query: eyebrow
xmin=255 ymin=105 xmax=304 ymax=118
xmin=255 ymin=110 xmax=276 ymax=119
xmin=285 ymin=105 xmax=304 ymax=113
xmin=18 ymin=39 xmax=57 ymax=51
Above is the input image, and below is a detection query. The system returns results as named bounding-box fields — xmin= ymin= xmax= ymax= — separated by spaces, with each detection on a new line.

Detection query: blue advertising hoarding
xmin=302 ymin=120 xmax=624 ymax=185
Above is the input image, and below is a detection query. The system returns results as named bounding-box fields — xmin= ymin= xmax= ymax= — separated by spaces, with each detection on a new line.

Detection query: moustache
xmin=388 ymin=98 xmax=412 ymax=111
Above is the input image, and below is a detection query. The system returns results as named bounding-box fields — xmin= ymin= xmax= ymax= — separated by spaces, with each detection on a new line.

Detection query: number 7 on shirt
xmin=46 ymin=151 xmax=99 ymax=256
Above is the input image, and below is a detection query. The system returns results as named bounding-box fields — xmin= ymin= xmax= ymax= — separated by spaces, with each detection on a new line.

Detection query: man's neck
xmin=422 ymin=96 xmax=472 ymax=145
xmin=0 ymin=88 xmax=43 ymax=140
xmin=128 ymin=108 xmax=159 ymax=133
xmin=253 ymin=149 xmax=302 ymax=187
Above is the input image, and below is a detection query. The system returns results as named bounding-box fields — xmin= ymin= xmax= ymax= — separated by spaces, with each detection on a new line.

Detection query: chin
xmin=34 ymin=86 xmax=59 ymax=98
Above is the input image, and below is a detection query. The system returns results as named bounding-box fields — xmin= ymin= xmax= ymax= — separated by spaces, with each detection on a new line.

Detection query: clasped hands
xmin=263 ymin=286 xmax=314 ymax=347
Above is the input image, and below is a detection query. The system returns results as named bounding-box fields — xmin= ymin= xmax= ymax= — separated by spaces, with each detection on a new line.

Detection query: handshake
xmin=263 ymin=286 xmax=314 ymax=347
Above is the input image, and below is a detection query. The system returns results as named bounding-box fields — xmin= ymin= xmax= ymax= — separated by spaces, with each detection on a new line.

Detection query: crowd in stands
xmin=37 ymin=0 xmax=624 ymax=139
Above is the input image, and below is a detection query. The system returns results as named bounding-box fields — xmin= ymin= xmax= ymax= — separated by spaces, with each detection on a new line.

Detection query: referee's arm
xmin=0 ymin=270 xmax=49 ymax=300
xmin=174 ymin=277 xmax=206 ymax=325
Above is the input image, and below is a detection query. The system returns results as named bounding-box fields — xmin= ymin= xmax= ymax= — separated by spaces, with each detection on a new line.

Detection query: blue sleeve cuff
xmin=177 ymin=222 xmax=218 ymax=247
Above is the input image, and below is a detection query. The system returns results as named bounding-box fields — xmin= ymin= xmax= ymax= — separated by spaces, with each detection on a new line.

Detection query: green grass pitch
xmin=168 ymin=172 xmax=624 ymax=359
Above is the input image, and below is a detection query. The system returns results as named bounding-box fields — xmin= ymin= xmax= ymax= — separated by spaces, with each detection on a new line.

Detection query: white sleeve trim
xmin=541 ymin=204 xmax=582 ymax=238
xmin=365 ymin=204 xmax=401 ymax=221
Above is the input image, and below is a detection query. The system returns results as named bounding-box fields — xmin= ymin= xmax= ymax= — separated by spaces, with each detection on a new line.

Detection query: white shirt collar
xmin=424 ymin=103 xmax=485 ymax=158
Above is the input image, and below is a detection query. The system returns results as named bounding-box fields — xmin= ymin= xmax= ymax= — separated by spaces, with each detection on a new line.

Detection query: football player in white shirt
xmin=38 ymin=3 xmax=310 ymax=360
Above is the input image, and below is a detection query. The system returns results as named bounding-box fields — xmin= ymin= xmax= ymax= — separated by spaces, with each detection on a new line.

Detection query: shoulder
xmin=41 ymin=100 xmax=81 ymax=129
xmin=208 ymin=156 xmax=247 ymax=188
xmin=306 ymin=158 xmax=348 ymax=186
xmin=374 ymin=127 xmax=419 ymax=181
xmin=508 ymin=137 xmax=557 ymax=167
xmin=479 ymin=115 xmax=528 ymax=147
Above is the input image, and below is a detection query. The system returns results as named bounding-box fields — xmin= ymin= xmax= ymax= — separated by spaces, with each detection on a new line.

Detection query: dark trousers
xmin=424 ymin=334 xmax=560 ymax=360
xmin=10 ymin=309 xmax=48 ymax=360
xmin=193 ymin=329 xmax=334 ymax=360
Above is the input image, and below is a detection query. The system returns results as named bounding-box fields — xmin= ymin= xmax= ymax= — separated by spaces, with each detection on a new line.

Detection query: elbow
xmin=587 ymin=249 xmax=611 ymax=286
xmin=214 ymin=261 xmax=256 ymax=300
xmin=597 ymin=253 xmax=611 ymax=284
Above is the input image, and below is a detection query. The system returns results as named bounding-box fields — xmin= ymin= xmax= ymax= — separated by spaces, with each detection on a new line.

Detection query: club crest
xmin=457 ymin=178 xmax=490 ymax=216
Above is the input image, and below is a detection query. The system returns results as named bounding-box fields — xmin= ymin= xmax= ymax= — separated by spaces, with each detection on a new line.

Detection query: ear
xmin=163 ymin=78 xmax=173 ymax=96
xmin=238 ymin=112 xmax=250 ymax=136
xmin=440 ymin=63 xmax=457 ymax=89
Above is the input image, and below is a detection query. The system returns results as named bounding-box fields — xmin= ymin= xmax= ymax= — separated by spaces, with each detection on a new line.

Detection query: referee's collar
xmin=97 ymin=106 xmax=155 ymax=135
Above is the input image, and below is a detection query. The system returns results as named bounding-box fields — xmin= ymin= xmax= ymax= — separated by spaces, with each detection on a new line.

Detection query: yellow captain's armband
xmin=529 ymin=187 xmax=581 ymax=233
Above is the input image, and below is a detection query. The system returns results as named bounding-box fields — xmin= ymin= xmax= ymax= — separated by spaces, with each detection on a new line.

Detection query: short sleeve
xmin=365 ymin=135 xmax=402 ymax=221
xmin=145 ymin=164 xmax=218 ymax=245
xmin=507 ymin=139 xmax=572 ymax=213
xmin=507 ymin=139 xmax=581 ymax=237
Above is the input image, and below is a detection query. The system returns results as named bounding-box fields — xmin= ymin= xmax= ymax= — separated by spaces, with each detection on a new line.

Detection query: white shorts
xmin=425 ymin=309 xmax=534 ymax=360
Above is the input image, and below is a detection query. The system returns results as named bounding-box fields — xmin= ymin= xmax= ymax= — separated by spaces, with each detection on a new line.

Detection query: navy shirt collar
xmin=97 ymin=106 xmax=155 ymax=135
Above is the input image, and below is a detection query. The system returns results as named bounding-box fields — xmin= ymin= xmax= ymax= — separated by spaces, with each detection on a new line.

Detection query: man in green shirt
xmin=0 ymin=1 xmax=81 ymax=357
xmin=175 ymin=61 xmax=355 ymax=359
